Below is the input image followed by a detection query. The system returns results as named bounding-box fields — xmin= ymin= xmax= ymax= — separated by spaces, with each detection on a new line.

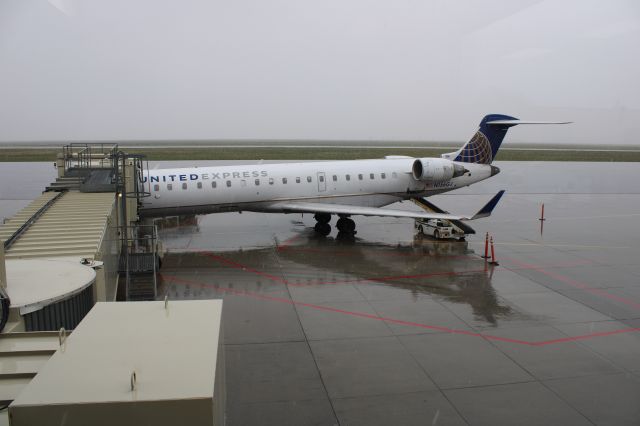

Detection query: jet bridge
xmin=56 ymin=144 xmax=158 ymax=301
xmin=0 ymin=143 xmax=159 ymax=334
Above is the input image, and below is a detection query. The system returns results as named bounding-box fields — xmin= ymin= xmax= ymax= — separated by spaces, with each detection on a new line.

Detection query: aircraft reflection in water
xmin=280 ymin=230 xmax=513 ymax=326
xmin=154 ymin=214 xmax=200 ymax=233
xmin=156 ymin=216 xmax=513 ymax=326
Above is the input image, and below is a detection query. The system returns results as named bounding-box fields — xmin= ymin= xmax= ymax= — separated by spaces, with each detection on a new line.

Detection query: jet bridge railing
xmin=62 ymin=143 xmax=119 ymax=173
xmin=118 ymin=224 xmax=159 ymax=301
xmin=0 ymin=286 xmax=9 ymax=333
xmin=3 ymin=192 xmax=65 ymax=251
xmin=113 ymin=152 xmax=151 ymax=229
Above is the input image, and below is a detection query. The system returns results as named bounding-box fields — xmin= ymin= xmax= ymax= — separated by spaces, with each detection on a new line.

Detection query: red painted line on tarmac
xmin=504 ymin=257 xmax=640 ymax=310
xmin=305 ymin=269 xmax=487 ymax=287
xmin=204 ymin=252 xmax=289 ymax=285
xmin=277 ymin=233 xmax=304 ymax=250
xmin=507 ymin=259 xmax=593 ymax=270
xmin=204 ymin=250 xmax=591 ymax=289
xmin=162 ymin=274 xmax=640 ymax=346
xmin=202 ymin=252 xmax=486 ymax=287
xmin=278 ymin=246 xmax=473 ymax=261
xmin=163 ymin=274 xmax=533 ymax=346
xmin=176 ymin=250 xmax=588 ymax=289
xmin=203 ymin=251 xmax=595 ymax=290
xmin=531 ymin=327 xmax=640 ymax=346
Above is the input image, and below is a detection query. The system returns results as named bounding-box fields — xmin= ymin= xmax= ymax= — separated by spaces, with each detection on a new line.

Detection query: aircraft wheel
xmin=314 ymin=222 xmax=331 ymax=236
xmin=343 ymin=218 xmax=355 ymax=233
xmin=314 ymin=213 xmax=331 ymax=224
xmin=337 ymin=217 xmax=355 ymax=233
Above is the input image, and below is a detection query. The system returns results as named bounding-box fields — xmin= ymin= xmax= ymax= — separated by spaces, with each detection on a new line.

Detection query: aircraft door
xmin=317 ymin=172 xmax=326 ymax=192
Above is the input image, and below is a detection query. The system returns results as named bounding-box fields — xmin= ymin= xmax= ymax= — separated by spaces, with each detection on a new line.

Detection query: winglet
xmin=469 ymin=190 xmax=506 ymax=220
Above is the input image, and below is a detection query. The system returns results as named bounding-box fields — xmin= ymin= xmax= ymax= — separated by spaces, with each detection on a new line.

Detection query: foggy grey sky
xmin=0 ymin=0 xmax=639 ymax=144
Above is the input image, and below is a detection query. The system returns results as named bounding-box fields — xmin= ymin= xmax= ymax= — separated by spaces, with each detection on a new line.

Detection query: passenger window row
xmin=155 ymin=171 xmax=398 ymax=191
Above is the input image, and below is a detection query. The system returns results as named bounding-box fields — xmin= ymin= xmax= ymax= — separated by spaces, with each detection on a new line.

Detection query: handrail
xmin=0 ymin=286 xmax=9 ymax=333
xmin=119 ymin=223 xmax=159 ymax=300
xmin=63 ymin=143 xmax=119 ymax=173
xmin=3 ymin=191 xmax=65 ymax=251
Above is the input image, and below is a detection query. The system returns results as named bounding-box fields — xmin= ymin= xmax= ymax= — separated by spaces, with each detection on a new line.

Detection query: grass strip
xmin=1 ymin=147 xmax=639 ymax=162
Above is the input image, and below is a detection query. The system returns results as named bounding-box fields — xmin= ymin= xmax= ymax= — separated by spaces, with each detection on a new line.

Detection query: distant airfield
xmin=1 ymin=141 xmax=639 ymax=162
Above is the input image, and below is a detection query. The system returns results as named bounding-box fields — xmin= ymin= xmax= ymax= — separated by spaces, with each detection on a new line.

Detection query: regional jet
xmin=139 ymin=114 xmax=568 ymax=235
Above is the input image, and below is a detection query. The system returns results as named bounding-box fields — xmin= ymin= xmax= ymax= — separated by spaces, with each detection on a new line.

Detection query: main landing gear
xmin=336 ymin=216 xmax=356 ymax=233
xmin=313 ymin=213 xmax=356 ymax=236
xmin=313 ymin=213 xmax=332 ymax=236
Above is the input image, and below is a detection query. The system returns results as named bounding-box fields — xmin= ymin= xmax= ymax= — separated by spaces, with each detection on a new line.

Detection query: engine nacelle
xmin=411 ymin=158 xmax=466 ymax=182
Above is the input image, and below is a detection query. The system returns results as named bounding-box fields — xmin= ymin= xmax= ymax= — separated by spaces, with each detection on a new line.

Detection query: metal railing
xmin=114 ymin=152 xmax=151 ymax=201
xmin=3 ymin=192 xmax=65 ymax=251
xmin=0 ymin=286 xmax=9 ymax=333
xmin=63 ymin=143 xmax=119 ymax=172
xmin=119 ymin=224 xmax=159 ymax=301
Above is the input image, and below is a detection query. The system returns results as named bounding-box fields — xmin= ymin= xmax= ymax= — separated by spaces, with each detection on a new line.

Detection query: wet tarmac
xmin=2 ymin=161 xmax=640 ymax=425
xmin=153 ymin=162 xmax=640 ymax=426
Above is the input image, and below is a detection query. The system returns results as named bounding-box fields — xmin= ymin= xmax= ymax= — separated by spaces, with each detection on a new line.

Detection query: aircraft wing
xmin=264 ymin=190 xmax=505 ymax=221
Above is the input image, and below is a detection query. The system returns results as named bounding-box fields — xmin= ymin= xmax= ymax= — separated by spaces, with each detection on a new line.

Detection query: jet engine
xmin=411 ymin=158 xmax=467 ymax=182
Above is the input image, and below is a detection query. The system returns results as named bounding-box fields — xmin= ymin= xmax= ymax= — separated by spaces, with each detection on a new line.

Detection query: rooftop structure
xmin=9 ymin=300 xmax=225 ymax=426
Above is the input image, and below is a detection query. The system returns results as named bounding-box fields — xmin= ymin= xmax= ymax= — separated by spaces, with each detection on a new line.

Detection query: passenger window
xmin=212 ymin=181 xmax=217 ymax=188
xmin=255 ymin=179 xmax=260 ymax=186
xmin=370 ymin=173 xmax=374 ymax=180
xmin=392 ymin=172 xmax=398 ymax=178
xmin=153 ymin=184 xmax=159 ymax=191
xmin=182 ymin=183 xmax=187 ymax=190
xmin=296 ymin=177 xmax=301 ymax=183
xmin=307 ymin=176 xmax=312 ymax=183
xmin=241 ymin=180 xmax=247 ymax=187
xmin=197 ymin=182 xmax=202 ymax=189
xmin=167 ymin=184 xmax=173 ymax=190
xmin=319 ymin=175 xmax=324 ymax=182
xmin=333 ymin=175 xmax=337 ymax=181
xmin=358 ymin=174 xmax=363 ymax=180
xmin=226 ymin=181 xmax=231 ymax=187
xmin=283 ymin=178 xmax=288 ymax=184
xmin=381 ymin=173 xmax=386 ymax=179
xmin=346 ymin=175 xmax=350 ymax=181
xmin=269 ymin=178 xmax=274 ymax=185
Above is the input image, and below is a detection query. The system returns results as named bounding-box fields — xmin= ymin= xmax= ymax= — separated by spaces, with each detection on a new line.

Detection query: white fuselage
xmin=139 ymin=158 xmax=493 ymax=217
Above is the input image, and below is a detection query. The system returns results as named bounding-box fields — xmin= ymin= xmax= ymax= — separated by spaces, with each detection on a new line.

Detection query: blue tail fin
xmin=449 ymin=114 xmax=519 ymax=164
xmin=442 ymin=114 xmax=571 ymax=164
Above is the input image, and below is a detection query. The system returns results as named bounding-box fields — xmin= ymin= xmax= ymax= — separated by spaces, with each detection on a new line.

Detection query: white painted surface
xmin=6 ymin=259 xmax=95 ymax=313
xmin=10 ymin=300 xmax=224 ymax=426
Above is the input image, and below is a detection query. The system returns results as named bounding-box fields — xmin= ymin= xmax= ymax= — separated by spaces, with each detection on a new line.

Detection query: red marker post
xmin=539 ymin=203 xmax=546 ymax=221
xmin=489 ymin=236 xmax=499 ymax=266
xmin=482 ymin=232 xmax=490 ymax=258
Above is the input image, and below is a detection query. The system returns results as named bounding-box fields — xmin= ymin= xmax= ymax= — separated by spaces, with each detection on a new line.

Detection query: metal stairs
xmin=118 ymin=226 xmax=160 ymax=302
xmin=0 ymin=332 xmax=60 ymax=407
xmin=45 ymin=176 xmax=84 ymax=192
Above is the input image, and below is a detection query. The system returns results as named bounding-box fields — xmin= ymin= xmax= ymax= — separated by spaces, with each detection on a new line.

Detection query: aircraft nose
xmin=490 ymin=165 xmax=500 ymax=176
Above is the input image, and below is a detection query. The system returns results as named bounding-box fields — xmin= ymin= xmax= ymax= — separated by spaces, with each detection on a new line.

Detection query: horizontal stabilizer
xmin=486 ymin=120 xmax=572 ymax=126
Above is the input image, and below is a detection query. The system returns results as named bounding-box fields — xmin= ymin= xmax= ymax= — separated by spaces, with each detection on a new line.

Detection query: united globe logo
xmin=456 ymin=131 xmax=493 ymax=164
